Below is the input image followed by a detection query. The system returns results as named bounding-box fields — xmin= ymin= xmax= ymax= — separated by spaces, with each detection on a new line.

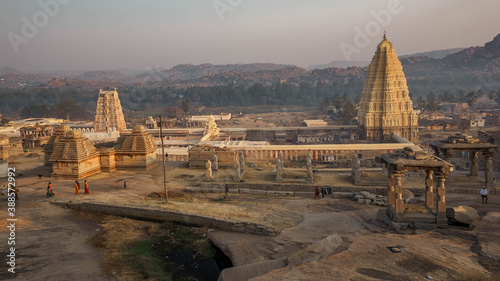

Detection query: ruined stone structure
xmin=478 ymin=130 xmax=500 ymax=170
xmin=351 ymin=154 xmax=386 ymax=186
xmin=189 ymin=142 xmax=415 ymax=168
xmin=94 ymin=89 xmax=127 ymax=132
xmin=275 ymin=152 xmax=313 ymax=183
xmin=358 ymin=35 xmax=419 ymax=142
xmin=200 ymin=115 xmax=221 ymax=142
xmin=20 ymin=123 xmax=54 ymax=148
xmin=115 ymin=126 xmax=158 ymax=170
xmin=50 ymin=130 xmax=102 ymax=179
xmin=377 ymin=146 xmax=454 ymax=228
xmin=46 ymin=125 xmax=158 ymax=178
xmin=430 ymin=135 xmax=498 ymax=189
xmin=44 ymin=125 xmax=70 ymax=166
xmin=0 ymin=136 xmax=10 ymax=161
xmin=189 ymin=146 xmax=238 ymax=169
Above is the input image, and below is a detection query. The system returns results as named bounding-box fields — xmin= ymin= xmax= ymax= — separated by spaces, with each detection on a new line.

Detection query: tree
xmin=51 ymin=99 xmax=87 ymax=120
xmin=318 ymin=98 xmax=330 ymax=114
xmin=340 ymin=99 xmax=356 ymax=124
xmin=181 ymin=98 xmax=190 ymax=116
xmin=21 ymin=105 xmax=49 ymax=118
xmin=425 ymin=92 xmax=439 ymax=112
xmin=466 ymin=91 xmax=478 ymax=107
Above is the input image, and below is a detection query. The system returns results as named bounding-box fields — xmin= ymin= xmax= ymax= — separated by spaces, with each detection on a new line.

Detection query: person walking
xmin=75 ymin=180 xmax=80 ymax=195
xmin=47 ymin=182 xmax=54 ymax=197
xmin=123 ymin=181 xmax=126 ymax=189
xmin=314 ymin=186 xmax=321 ymax=199
xmin=84 ymin=180 xmax=89 ymax=194
xmin=480 ymin=187 xmax=488 ymax=204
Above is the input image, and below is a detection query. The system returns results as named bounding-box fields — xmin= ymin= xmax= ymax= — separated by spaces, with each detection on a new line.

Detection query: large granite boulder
xmin=446 ymin=206 xmax=479 ymax=225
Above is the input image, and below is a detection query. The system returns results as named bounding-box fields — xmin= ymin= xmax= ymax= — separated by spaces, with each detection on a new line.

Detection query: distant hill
xmin=0 ymin=67 xmax=21 ymax=75
xmin=400 ymin=48 xmax=464 ymax=59
xmin=137 ymin=63 xmax=292 ymax=82
xmin=2 ymin=34 xmax=500 ymax=97
xmin=306 ymin=61 xmax=370 ymax=71
xmin=74 ymin=70 xmax=137 ymax=83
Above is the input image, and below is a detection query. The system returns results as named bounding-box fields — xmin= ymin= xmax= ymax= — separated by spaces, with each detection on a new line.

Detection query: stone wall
xmin=52 ymin=201 xmax=279 ymax=236
xmin=115 ymin=152 xmax=158 ymax=170
xmin=98 ymin=148 xmax=116 ymax=172
xmin=52 ymin=156 xmax=101 ymax=179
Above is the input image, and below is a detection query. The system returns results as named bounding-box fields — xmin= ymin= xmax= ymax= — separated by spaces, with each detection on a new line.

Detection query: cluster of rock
xmin=352 ymin=189 xmax=417 ymax=207
xmin=352 ymin=191 xmax=388 ymax=206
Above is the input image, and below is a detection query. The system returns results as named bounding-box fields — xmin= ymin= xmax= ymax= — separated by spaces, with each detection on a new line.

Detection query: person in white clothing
xmin=480 ymin=187 xmax=488 ymax=204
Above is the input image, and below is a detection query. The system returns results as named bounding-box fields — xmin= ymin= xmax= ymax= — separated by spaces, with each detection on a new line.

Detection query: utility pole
xmin=159 ymin=115 xmax=168 ymax=203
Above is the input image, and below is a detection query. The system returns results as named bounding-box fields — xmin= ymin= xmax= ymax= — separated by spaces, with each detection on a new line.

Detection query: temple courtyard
xmin=1 ymin=149 xmax=500 ymax=281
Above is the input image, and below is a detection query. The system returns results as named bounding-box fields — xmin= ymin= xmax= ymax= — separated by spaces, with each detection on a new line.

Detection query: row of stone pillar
xmin=387 ymin=170 xmax=447 ymax=224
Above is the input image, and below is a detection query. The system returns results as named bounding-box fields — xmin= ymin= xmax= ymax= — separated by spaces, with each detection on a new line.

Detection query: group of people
xmin=46 ymin=180 xmax=129 ymax=197
xmin=314 ymin=186 xmax=333 ymax=199
xmin=46 ymin=180 xmax=90 ymax=197
xmin=74 ymin=180 xmax=90 ymax=195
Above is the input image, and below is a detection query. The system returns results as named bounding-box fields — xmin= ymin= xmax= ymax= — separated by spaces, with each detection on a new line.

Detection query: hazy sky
xmin=1 ymin=0 xmax=499 ymax=72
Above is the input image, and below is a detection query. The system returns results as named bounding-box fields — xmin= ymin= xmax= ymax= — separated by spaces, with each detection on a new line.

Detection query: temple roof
xmin=50 ymin=130 xmax=99 ymax=162
xmin=44 ymin=125 xmax=70 ymax=154
xmin=115 ymin=125 xmax=156 ymax=154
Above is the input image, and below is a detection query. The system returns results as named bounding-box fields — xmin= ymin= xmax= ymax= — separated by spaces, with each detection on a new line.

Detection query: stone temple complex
xmin=358 ymin=35 xmax=419 ymax=143
xmin=94 ymin=89 xmax=127 ymax=132
xmin=46 ymin=125 xmax=157 ymax=179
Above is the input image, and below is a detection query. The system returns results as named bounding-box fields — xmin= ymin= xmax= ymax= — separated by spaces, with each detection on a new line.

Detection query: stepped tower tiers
xmin=358 ymin=35 xmax=419 ymax=143
xmin=115 ymin=125 xmax=158 ymax=170
xmin=94 ymin=89 xmax=127 ymax=132
xmin=50 ymin=130 xmax=101 ymax=179
xmin=44 ymin=125 xmax=70 ymax=166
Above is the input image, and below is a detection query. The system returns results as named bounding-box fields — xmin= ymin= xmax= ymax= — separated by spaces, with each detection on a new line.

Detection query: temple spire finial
xmin=383 ymin=31 xmax=387 ymax=40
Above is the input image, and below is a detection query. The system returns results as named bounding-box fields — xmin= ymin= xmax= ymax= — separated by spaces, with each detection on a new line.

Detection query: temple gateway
xmin=358 ymin=35 xmax=419 ymax=143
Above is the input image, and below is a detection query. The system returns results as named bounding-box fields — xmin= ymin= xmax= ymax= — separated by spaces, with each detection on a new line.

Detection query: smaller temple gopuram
xmin=115 ymin=125 xmax=158 ymax=170
xmin=50 ymin=130 xmax=102 ymax=179
xmin=44 ymin=125 xmax=70 ymax=166
xmin=94 ymin=89 xmax=127 ymax=132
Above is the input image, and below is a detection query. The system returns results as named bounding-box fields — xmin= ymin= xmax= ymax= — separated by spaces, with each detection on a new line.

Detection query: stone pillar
xmin=425 ymin=170 xmax=434 ymax=207
xmin=436 ymin=173 xmax=447 ymax=226
xmin=205 ymin=160 xmax=213 ymax=181
xmin=387 ymin=172 xmax=395 ymax=207
xmin=234 ymin=158 xmax=241 ymax=182
xmin=239 ymin=153 xmax=245 ymax=174
xmin=484 ymin=151 xmax=495 ymax=188
xmin=212 ymin=155 xmax=218 ymax=170
xmin=275 ymin=158 xmax=283 ymax=181
xmin=394 ymin=172 xmax=404 ymax=222
xmin=470 ymin=151 xmax=478 ymax=177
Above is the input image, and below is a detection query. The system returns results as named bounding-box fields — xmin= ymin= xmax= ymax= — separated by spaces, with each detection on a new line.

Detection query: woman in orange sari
xmin=84 ymin=180 xmax=89 ymax=194
xmin=75 ymin=180 xmax=80 ymax=195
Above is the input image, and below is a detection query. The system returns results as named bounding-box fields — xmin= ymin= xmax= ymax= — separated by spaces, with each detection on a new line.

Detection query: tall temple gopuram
xmin=94 ymin=89 xmax=127 ymax=132
xmin=357 ymin=35 xmax=419 ymax=142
